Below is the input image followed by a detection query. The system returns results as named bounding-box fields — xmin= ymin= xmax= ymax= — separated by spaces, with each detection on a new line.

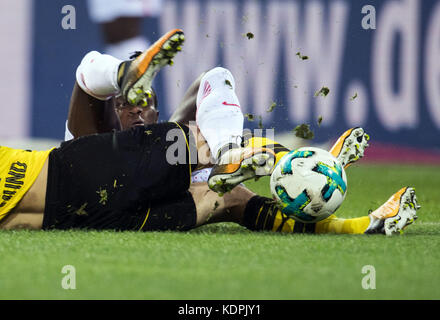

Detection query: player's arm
xmin=168 ymin=71 xmax=206 ymax=123
xmin=66 ymin=82 xmax=122 ymax=139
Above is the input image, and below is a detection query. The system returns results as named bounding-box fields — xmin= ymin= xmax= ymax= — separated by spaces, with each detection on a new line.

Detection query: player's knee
xmin=204 ymin=66 xmax=232 ymax=77
xmin=201 ymin=67 xmax=235 ymax=90
xmin=225 ymin=184 xmax=256 ymax=203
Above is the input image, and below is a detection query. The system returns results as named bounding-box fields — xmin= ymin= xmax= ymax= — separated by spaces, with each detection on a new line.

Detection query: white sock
xmin=104 ymin=35 xmax=150 ymax=60
xmin=196 ymin=67 xmax=244 ymax=161
xmin=75 ymin=51 xmax=122 ymax=101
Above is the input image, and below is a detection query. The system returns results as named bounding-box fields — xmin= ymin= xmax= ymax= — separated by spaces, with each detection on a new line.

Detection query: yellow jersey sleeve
xmin=0 ymin=146 xmax=54 ymax=221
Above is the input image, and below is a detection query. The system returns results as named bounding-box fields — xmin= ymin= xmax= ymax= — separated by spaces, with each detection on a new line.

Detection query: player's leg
xmin=185 ymin=120 xmax=374 ymax=233
xmin=0 ymin=213 xmax=44 ymax=230
xmin=189 ymin=124 xmax=419 ymax=235
xmin=190 ymin=124 xmax=411 ymax=234
xmin=67 ymin=83 xmax=122 ymax=138
xmin=169 ymin=71 xmax=206 ymax=124
xmin=193 ymin=67 xmax=278 ymax=194
xmin=187 ymin=182 xmax=366 ymax=234
xmin=170 ymin=68 xmax=256 ymax=182
xmin=76 ymin=28 xmax=183 ymax=105
xmin=238 ymin=130 xmax=420 ymax=235
xmin=189 ymin=183 xmax=254 ymax=226
xmin=67 ymin=41 xmax=122 ymax=138
xmin=142 ymin=181 xmax=368 ymax=233
xmin=180 ymin=67 xmax=368 ymax=188
xmin=234 ymin=186 xmax=420 ymax=235
xmin=68 ymin=29 xmax=183 ymax=138
xmin=137 ymin=182 xmax=254 ymax=232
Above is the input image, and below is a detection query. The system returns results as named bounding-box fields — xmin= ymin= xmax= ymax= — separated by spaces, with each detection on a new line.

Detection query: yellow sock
xmin=271 ymin=212 xmax=371 ymax=234
xmin=315 ymin=214 xmax=371 ymax=234
xmin=270 ymin=209 xmax=318 ymax=233
xmin=243 ymin=196 xmax=371 ymax=235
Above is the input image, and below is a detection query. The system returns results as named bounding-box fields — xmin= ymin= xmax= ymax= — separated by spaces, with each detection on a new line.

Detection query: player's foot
xmin=208 ymin=143 xmax=276 ymax=195
xmin=364 ymin=187 xmax=420 ymax=236
xmin=241 ymin=132 xmax=291 ymax=168
xmin=329 ymin=127 xmax=369 ymax=168
xmin=118 ymin=29 xmax=184 ymax=106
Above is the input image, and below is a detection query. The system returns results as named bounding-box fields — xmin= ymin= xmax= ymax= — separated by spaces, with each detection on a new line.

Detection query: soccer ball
xmin=270 ymin=147 xmax=347 ymax=223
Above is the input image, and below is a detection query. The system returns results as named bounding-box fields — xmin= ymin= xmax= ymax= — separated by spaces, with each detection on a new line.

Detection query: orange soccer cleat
xmin=118 ymin=29 xmax=184 ymax=106
xmin=208 ymin=143 xmax=276 ymax=195
xmin=329 ymin=127 xmax=369 ymax=168
xmin=365 ymin=187 xmax=420 ymax=235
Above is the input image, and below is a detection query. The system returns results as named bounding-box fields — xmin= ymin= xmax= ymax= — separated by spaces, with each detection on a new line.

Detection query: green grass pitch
xmin=0 ymin=164 xmax=439 ymax=299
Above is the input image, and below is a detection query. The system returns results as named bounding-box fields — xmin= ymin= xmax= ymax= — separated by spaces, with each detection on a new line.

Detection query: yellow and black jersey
xmin=0 ymin=146 xmax=53 ymax=221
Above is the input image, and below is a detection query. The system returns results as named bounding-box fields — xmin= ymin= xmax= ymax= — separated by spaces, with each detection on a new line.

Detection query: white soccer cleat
xmin=208 ymin=144 xmax=276 ymax=195
xmin=329 ymin=127 xmax=369 ymax=168
xmin=365 ymin=187 xmax=420 ymax=236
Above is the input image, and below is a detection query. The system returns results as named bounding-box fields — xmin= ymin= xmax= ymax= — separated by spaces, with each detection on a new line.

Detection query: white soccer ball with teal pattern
xmin=270 ymin=147 xmax=347 ymax=223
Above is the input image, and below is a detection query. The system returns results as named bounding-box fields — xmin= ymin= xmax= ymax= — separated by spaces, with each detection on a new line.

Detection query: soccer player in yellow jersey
xmin=0 ymin=147 xmax=52 ymax=223
xmin=0 ymin=29 xmax=420 ymax=235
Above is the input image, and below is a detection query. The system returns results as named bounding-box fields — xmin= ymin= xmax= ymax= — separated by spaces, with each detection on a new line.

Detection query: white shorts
xmin=191 ymin=168 xmax=212 ymax=184
xmin=87 ymin=0 xmax=163 ymax=23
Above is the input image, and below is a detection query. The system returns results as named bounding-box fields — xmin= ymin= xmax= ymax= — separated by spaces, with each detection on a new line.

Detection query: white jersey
xmin=87 ymin=0 xmax=163 ymax=23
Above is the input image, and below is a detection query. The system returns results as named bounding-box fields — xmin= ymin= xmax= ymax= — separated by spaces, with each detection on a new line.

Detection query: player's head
xmin=113 ymin=87 xmax=159 ymax=129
